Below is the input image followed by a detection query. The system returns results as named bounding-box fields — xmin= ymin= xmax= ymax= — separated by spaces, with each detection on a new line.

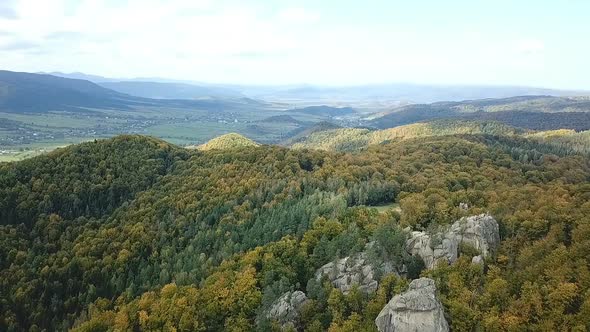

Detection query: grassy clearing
xmin=0 ymin=139 xmax=93 ymax=163
xmin=0 ymin=112 xmax=109 ymax=128
xmin=372 ymin=203 xmax=401 ymax=213
xmin=145 ymin=122 xmax=251 ymax=145
xmin=0 ymin=150 xmax=46 ymax=162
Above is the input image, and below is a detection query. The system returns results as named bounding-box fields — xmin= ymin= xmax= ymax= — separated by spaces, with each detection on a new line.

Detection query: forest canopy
xmin=1 ymin=131 xmax=589 ymax=331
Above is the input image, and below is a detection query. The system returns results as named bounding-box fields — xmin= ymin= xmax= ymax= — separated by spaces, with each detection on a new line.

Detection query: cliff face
xmin=314 ymin=253 xmax=379 ymax=295
xmin=266 ymin=291 xmax=309 ymax=329
xmin=375 ymin=278 xmax=449 ymax=332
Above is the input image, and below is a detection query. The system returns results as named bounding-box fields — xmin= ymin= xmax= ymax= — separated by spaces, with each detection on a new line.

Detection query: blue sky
xmin=0 ymin=0 xmax=588 ymax=89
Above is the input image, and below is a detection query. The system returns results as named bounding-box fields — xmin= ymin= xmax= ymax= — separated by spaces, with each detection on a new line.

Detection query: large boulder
xmin=471 ymin=255 xmax=484 ymax=265
xmin=406 ymin=214 xmax=499 ymax=269
xmin=375 ymin=278 xmax=449 ymax=332
xmin=266 ymin=291 xmax=309 ymax=329
xmin=315 ymin=253 xmax=378 ymax=294
xmin=450 ymin=213 xmax=500 ymax=257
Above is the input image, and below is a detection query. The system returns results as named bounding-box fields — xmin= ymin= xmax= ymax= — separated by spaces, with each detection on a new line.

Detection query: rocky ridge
xmin=406 ymin=214 xmax=499 ymax=269
xmin=266 ymin=214 xmax=500 ymax=331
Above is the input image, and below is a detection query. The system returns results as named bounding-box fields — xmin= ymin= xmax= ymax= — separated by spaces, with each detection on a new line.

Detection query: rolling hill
xmin=368 ymin=96 xmax=590 ymax=131
xmin=279 ymin=121 xmax=342 ymax=146
xmin=291 ymin=119 xmax=590 ymax=155
xmin=291 ymin=120 xmax=524 ymax=151
xmin=194 ymin=133 xmax=260 ymax=151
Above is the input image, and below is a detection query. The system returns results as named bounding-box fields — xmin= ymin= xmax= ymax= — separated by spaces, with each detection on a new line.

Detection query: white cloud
xmin=514 ymin=39 xmax=545 ymax=55
xmin=0 ymin=0 xmax=586 ymax=89
xmin=0 ymin=3 xmax=18 ymax=20
xmin=277 ymin=7 xmax=320 ymax=24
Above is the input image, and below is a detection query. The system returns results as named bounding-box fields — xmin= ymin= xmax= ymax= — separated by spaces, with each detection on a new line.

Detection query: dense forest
xmin=290 ymin=120 xmax=524 ymax=151
xmin=1 ymin=131 xmax=590 ymax=331
xmin=291 ymin=119 xmax=590 ymax=155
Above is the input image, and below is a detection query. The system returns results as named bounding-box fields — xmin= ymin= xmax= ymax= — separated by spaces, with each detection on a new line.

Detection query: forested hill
xmin=1 ymin=133 xmax=590 ymax=331
xmin=368 ymin=95 xmax=590 ymax=131
xmin=291 ymin=119 xmax=590 ymax=154
xmin=0 ymin=135 xmax=187 ymax=225
xmin=291 ymin=120 xmax=524 ymax=151
xmin=194 ymin=133 xmax=260 ymax=151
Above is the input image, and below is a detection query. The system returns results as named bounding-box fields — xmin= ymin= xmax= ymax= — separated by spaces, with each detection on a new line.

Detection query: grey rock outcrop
xmin=471 ymin=255 xmax=484 ymax=265
xmin=405 ymin=229 xmax=456 ymax=271
xmin=375 ymin=278 xmax=448 ymax=332
xmin=450 ymin=214 xmax=500 ymax=257
xmin=406 ymin=214 xmax=499 ymax=269
xmin=266 ymin=291 xmax=308 ymax=329
xmin=315 ymin=253 xmax=378 ymax=294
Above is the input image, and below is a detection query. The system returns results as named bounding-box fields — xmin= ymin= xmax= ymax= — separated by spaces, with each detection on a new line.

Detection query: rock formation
xmin=406 ymin=214 xmax=499 ymax=269
xmin=266 ymin=291 xmax=309 ymax=329
xmin=471 ymin=255 xmax=484 ymax=265
xmin=315 ymin=253 xmax=378 ymax=294
xmin=449 ymin=213 xmax=500 ymax=257
xmin=375 ymin=278 xmax=449 ymax=332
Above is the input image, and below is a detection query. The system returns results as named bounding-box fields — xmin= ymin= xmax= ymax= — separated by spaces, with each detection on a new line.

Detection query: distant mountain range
xmin=44 ymin=71 xmax=590 ymax=104
xmin=4 ymin=70 xmax=590 ymax=132
xmin=98 ymin=81 xmax=243 ymax=99
xmin=44 ymin=71 xmax=204 ymax=84
xmin=0 ymin=71 xmax=262 ymax=113
xmin=46 ymin=72 xmax=244 ymax=100
xmin=0 ymin=70 xmax=141 ymax=112
xmin=233 ymin=83 xmax=589 ymax=104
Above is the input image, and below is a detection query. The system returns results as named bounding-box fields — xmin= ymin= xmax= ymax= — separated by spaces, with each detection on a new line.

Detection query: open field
xmin=0 ymin=104 xmax=358 ymax=161
xmin=0 ymin=148 xmax=55 ymax=162
xmin=0 ymin=139 xmax=91 ymax=162
xmin=372 ymin=202 xmax=402 ymax=213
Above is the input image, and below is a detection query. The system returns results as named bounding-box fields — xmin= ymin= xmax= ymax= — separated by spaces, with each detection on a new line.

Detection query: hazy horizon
xmin=1 ymin=0 xmax=589 ymax=89
xmin=29 ymin=70 xmax=588 ymax=92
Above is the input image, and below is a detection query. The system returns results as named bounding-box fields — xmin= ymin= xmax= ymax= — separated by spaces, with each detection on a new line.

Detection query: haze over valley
xmin=2 ymin=69 xmax=590 ymax=161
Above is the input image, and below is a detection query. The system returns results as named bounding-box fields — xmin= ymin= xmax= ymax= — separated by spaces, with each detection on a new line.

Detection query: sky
xmin=0 ymin=0 xmax=589 ymax=89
